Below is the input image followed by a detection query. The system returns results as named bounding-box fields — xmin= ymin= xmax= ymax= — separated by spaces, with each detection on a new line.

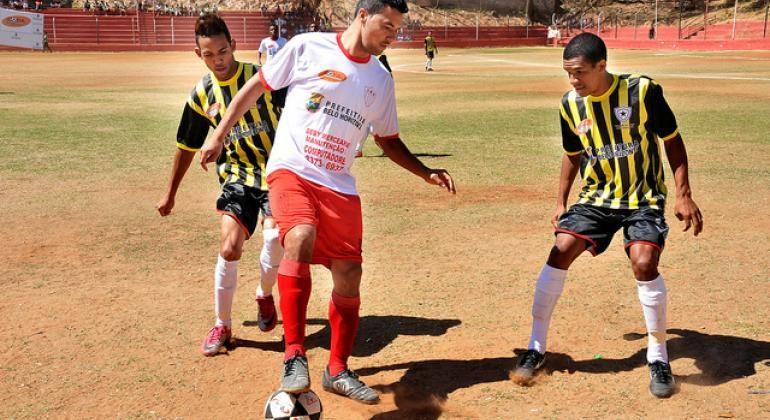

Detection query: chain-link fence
xmin=560 ymin=0 xmax=769 ymax=40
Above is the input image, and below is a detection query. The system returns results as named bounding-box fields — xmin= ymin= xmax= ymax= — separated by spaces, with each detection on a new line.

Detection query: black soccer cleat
xmin=322 ymin=367 xmax=379 ymax=404
xmin=648 ymin=360 xmax=676 ymax=398
xmin=513 ymin=349 xmax=546 ymax=381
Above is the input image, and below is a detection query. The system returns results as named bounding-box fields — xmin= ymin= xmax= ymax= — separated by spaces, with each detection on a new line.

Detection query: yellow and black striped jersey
xmin=424 ymin=36 xmax=436 ymax=52
xmin=176 ymin=61 xmax=282 ymax=190
xmin=560 ymin=74 xmax=679 ymax=210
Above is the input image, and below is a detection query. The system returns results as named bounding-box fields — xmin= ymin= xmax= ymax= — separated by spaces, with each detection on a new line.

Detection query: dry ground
xmin=1 ymin=47 xmax=769 ymax=418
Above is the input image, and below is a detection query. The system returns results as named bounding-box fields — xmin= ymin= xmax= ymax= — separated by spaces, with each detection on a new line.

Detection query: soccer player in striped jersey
xmin=424 ymin=31 xmax=437 ymax=71
xmin=156 ymin=13 xmax=285 ymax=356
xmin=513 ymin=33 xmax=703 ymax=398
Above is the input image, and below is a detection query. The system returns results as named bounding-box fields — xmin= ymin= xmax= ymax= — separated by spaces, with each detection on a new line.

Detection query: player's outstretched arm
xmin=157 ymin=148 xmax=196 ymax=216
xmin=552 ymin=153 xmax=581 ymax=227
xmin=375 ymin=137 xmax=456 ymax=194
xmin=664 ymin=134 xmax=703 ymax=236
xmin=199 ymin=76 xmax=267 ymax=170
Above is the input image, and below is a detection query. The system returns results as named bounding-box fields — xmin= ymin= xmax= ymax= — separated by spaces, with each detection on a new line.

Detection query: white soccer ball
xmin=263 ymin=390 xmax=323 ymax=420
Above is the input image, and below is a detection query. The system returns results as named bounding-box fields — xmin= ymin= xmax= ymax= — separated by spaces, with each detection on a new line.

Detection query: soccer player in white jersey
xmin=258 ymin=25 xmax=288 ymax=66
xmin=199 ymin=0 xmax=456 ymax=404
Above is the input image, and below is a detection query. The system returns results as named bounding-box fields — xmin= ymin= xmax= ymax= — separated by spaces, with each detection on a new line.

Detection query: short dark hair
xmin=354 ymin=0 xmax=408 ymax=15
xmin=563 ymin=32 xmax=607 ymax=64
xmin=195 ymin=13 xmax=232 ymax=45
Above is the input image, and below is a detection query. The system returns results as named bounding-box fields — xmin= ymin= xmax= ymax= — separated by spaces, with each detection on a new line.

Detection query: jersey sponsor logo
xmin=364 ymin=86 xmax=376 ymax=107
xmin=318 ymin=69 xmax=347 ymax=83
xmin=2 ymin=15 xmax=31 ymax=28
xmin=576 ymin=118 xmax=593 ymax=135
xmin=306 ymin=92 xmax=324 ymax=113
xmin=206 ymin=103 xmax=221 ymax=119
xmin=585 ymin=140 xmax=641 ymax=165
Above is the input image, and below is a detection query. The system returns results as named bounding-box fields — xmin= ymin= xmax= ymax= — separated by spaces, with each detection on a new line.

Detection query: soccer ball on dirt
xmin=264 ymin=390 xmax=323 ymax=420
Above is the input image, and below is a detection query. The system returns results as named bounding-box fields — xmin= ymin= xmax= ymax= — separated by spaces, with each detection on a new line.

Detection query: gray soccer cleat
xmin=322 ymin=367 xmax=380 ymax=404
xmin=281 ymin=351 xmax=311 ymax=393
xmin=648 ymin=360 xmax=676 ymax=398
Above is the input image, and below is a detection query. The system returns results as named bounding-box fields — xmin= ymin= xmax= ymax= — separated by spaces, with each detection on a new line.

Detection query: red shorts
xmin=267 ymin=169 xmax=363 ymax=267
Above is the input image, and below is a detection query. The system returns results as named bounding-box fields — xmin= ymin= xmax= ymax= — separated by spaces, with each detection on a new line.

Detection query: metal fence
xmin=560 ymin=0 xmax=769 ymax=40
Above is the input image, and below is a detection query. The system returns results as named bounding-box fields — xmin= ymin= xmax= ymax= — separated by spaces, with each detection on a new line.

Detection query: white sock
xmin=637 ymin=274 xmax=668 ymax=363
xmin=257 ymin=228 xmax=283 ymax=298
xmin=528 ymin=264 xmax=567 ymax=353
xmin=215 ymin=255 xmax=239 ymax=327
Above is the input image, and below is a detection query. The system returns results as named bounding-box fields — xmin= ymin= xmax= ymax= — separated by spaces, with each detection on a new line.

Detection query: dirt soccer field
xmin=1 ymin=47 xmax=769 ymax=418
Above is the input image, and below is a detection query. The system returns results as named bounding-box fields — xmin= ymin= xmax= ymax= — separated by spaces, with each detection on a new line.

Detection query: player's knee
xmin=631 ymin=256 xmax=658 ymax=281
xmin=284 ymin=225 xmax=316 ymax=260
xmin=260 ymin=228 xmax=283 ymax=268
xmin=547 ymin=244 xmax=575 ymax=270
xmin=220 ymin=240 xmax=243 ymax=261
xmin=332 ymin=261 xmax=362 ymax=296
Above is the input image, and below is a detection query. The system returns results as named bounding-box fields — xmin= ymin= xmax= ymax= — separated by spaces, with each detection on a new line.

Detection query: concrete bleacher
xmin=25 ymin=8 xmax=548 ymax=51
xmin=41 ymin=9 xmax=273 ymax=51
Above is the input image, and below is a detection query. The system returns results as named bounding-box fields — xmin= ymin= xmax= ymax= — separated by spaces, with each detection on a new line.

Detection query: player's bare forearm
xmin=166 ymin=148 xmax=196 ymax=195
xmin=664 ymin=134 xmax=703 ymax=235
xmin=551 ymin=153 xmax=580 ymax=226
xmin=558 ymin=153 xmax=581 ymax=207
xmin=376 ymin=137 xmax=456 ymax=193
xmin=663 ymin=135 xmax=692 ymax=198
xmin=377 ymin=137 xmax=430 ymax=179
xmin=212 ymin=76 xmax=265 ymax=143
xmin=201 ymin=76 xmax=266 ymax=169
xmin=158 ymin=148 xmax=195 ymax=216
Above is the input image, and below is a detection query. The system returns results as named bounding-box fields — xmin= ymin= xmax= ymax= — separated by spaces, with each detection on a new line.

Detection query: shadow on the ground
xmin=365 ymin=153 xmax=453 ymax=158
xmin=360 ymin=329 xmax=769 ymax=419
xmin=234 ymin=315 xmax=461 ymax=357
xmin=357 ymin=357 xmax=516 ymax=419
xmin=540 ymin=328 xmax=770 ymax=386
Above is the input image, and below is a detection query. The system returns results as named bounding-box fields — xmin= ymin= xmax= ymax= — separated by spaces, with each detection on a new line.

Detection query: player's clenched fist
xmin=156 ymin=195 xmax=175 ymax=216
xmin=199 ymin=138 xmax=223 ymax=171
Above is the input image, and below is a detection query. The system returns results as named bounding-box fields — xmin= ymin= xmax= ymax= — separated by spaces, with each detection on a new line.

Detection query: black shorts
xmin=216 ymin=182 xmax=272 ymax=239
xmin=555 ymin=204 xmax=668 ymax=256
xmin=426 ymin=51 xmax=435 ymax=59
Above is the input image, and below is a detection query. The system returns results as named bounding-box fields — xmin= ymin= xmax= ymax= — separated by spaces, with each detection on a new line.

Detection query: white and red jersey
xmin=258 ymin=36 xmax=288 ymax=61
xmin=260 ymin=32 xmax=399 ymax=195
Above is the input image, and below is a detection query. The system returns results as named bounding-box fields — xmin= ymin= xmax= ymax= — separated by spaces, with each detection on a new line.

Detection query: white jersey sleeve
xmin=258 ymin=38 xmax=267 ymax=54
xmin=259 ymin=37 xmax=301 ymax=91
xmin=371 ymin=78 xmax=400 ymax=140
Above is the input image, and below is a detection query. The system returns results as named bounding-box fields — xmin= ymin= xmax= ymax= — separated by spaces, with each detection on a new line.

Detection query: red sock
xmin=277 ymin=259 xmax=311 ymax=360
xmin=328 ymin=292 xmax=361 ymax=376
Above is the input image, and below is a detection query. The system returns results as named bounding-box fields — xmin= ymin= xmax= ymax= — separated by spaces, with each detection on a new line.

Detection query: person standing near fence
xmin=424 ymin=30 xmax=437 ymax=71
xmin=258 ymin=24 xmax=288 ymax=66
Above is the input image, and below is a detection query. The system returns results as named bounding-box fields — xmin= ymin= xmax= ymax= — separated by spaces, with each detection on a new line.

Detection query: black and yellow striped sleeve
xmin=560 ymin=102 xmax=583 ymax=155
xmin=176 ymin=103 xmax=211 ymax=151
xmin=644 ymin=80 xmax=679 ymax=141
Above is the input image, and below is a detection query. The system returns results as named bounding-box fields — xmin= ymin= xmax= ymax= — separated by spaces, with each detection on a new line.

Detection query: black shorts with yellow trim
xmin=426 ymin=51 xmax=435 ymax=59
xmin=555 ymin=204 xmax=669 ymax=256
xmin=216 ymin=182 xmax=272 ymax=239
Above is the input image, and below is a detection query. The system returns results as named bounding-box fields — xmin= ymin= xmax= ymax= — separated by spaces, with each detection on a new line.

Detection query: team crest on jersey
xmin=614 ymin=106 xmax=632 ymax=122
xmin=364 ymin=86 xmax=376 ymax=107
xmin=206 ymin=103 xmax=221 ymax=118
xmin=318 ymin=69 xmax=347 ymax=83
xmin=576 ymin=118 xmax=593 ymax=135
xmin=306 ymin=92 xmax=324 ymax=113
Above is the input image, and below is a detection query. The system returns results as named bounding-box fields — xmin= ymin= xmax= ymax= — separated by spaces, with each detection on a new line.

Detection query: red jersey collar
xmin=336 ymin=33 xmax=371 ymax=64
